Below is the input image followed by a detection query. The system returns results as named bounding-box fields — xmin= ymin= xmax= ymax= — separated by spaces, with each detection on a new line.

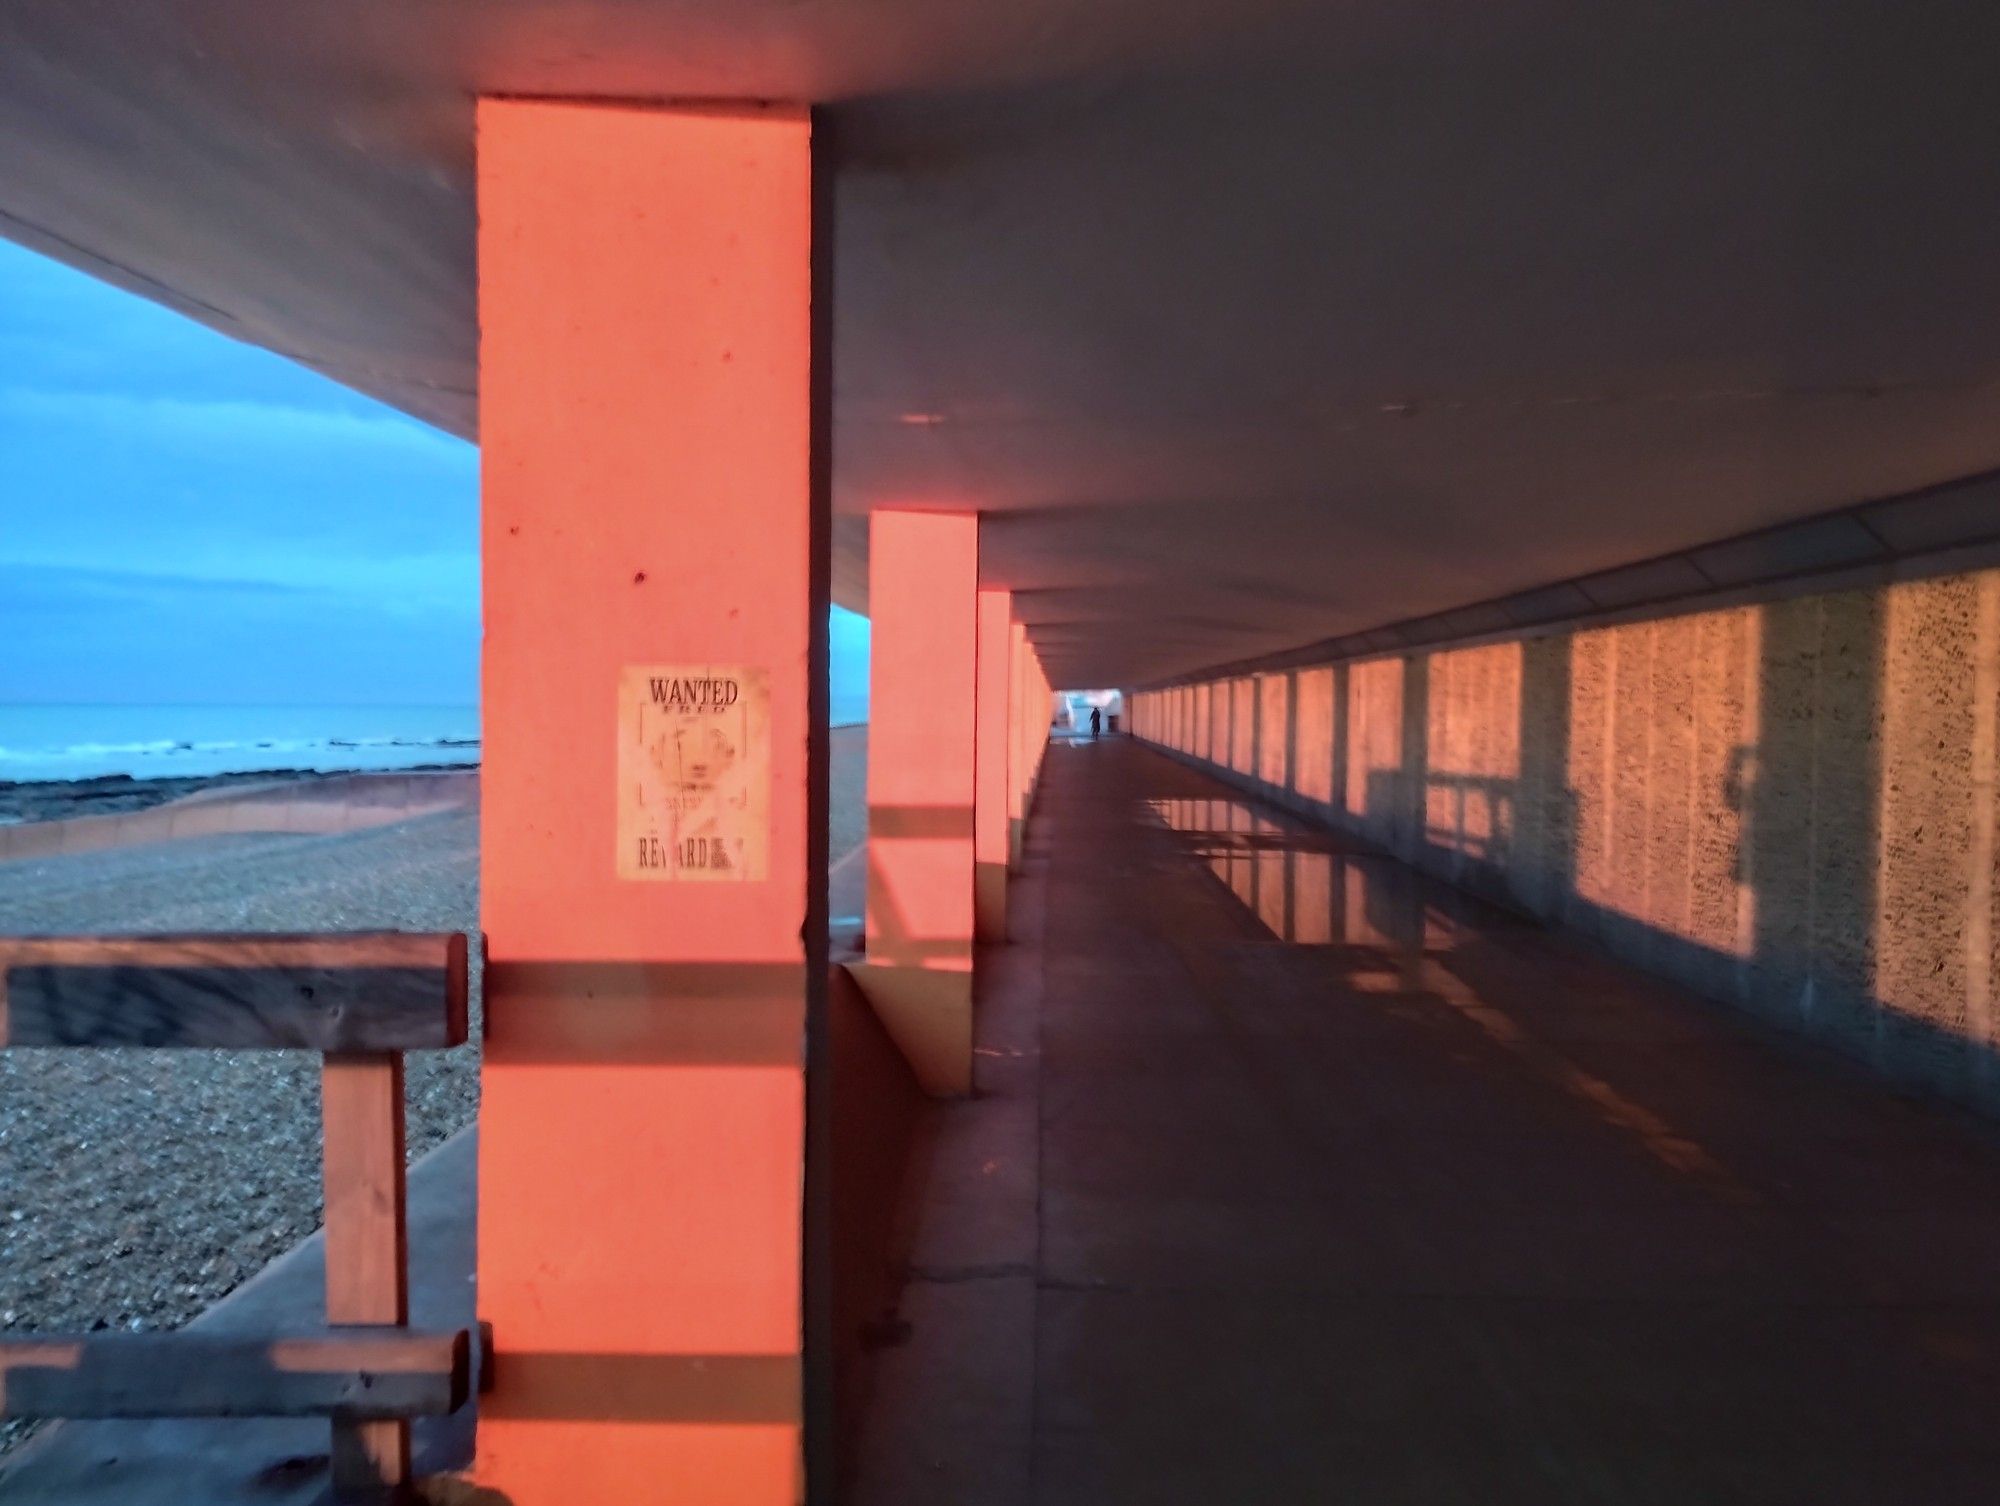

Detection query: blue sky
xmin=0 ymin=239 xmax=870 ymax=717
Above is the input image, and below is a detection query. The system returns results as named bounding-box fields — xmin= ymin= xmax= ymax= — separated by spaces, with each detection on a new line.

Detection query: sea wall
xmin=1130 ymin=568 xmax=2000 ymax=1108
xmin=0 ymin=769 xmax=478 ymax=865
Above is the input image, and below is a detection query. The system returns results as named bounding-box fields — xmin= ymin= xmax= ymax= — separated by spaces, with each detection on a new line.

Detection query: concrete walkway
xmin=17 ymin=736 xmax=2000 ymax=1501
xmin=856 ymin=736 xmax=2000 ymax=1505
xmin=0 ymin=1131 xmax=476 ymax=1502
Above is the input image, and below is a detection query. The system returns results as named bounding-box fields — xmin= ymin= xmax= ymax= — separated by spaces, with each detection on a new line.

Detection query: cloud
xmin=0 ymin=237 xmax=872 ymax=720
xmin=0 ymin=387 xmax=468 ymax=461
xmin=1 ymin=562 xmax=305 ymax=607
xmin=0 ymin=240 xmax=480 ymax=707
xmin=0 ymin=561 xmax=476 ymax=705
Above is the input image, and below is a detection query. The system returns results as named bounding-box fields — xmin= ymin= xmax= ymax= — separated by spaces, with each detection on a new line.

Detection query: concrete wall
xmin=1256 ymin=673 xmax=1288 ymax=790
xmin=1228 ymin=677 xmax=1255 ymax=775
xmin=1293 ymin=667 xmax=1336 ymax=808
xmin=1131 ymin=566 xmax=2000 ymax=1109
xmin=0 ymin=770 xmax=477 ymax=865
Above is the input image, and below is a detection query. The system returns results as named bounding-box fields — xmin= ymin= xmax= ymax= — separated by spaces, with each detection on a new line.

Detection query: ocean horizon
xmin=0 ymin=702 xmax=870 ymax=786
xmin=0 ymin=702 xmax=482 ymax=784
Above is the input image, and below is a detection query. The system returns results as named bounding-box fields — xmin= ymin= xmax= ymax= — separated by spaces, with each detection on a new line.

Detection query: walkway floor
xmin=857 ymin=736 xmax=2000 ymax=1505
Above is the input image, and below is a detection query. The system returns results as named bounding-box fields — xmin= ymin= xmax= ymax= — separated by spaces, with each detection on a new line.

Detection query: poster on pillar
xmin=616 ymin=665 xmax=771 ymax=881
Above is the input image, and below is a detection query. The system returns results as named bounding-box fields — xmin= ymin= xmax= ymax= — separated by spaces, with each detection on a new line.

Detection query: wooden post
xmin=322 ymin=1051 xmax=410 ymax=1499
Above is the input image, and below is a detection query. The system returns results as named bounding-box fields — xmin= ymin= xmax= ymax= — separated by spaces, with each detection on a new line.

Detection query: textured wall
xmin=1132 ymin=565 xmax=2000 ymax=1107
xmin=1345 ymin=656 xmax=1405 ymax=851
xmin=1257 ymin=672 xmax=1289 ymax=789
xmin=1422 ymin=642 xmax=1521 ymax=881
xmin=1294 ymin=667 xmax=1336 ymax=808
xmin=1229 ymin=677 xmax=1256 ymax=774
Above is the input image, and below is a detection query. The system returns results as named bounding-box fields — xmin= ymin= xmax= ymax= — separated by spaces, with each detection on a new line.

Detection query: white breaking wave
xmin=0 ymin=705 xmax=481 ymax=783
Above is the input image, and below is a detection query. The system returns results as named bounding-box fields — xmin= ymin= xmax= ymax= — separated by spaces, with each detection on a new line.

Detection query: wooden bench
xmin=0 ymin=932 xmax=472 ymax=1503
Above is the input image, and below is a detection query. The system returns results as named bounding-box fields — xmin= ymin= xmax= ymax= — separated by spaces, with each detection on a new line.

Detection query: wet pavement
xmin=861 ymin=736 xmax=2000 ymax=1505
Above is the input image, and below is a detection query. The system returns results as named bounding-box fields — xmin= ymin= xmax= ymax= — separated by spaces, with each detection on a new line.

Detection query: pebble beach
xmin=0 ymin=725 xmax=865 ymax=1456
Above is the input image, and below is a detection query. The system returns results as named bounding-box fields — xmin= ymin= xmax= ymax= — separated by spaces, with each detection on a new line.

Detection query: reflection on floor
xmin=856 ymin=736 xmax=2000 ymax=1506
xmin=1146 ymin=792 xmax=1758 ymax=1204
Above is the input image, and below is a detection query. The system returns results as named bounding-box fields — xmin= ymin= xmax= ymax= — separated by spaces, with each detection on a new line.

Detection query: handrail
xmin=0 ymin=931 xmax=473 ymax=1502
xmin=0 ymin=931 xmax=467 ymax=1049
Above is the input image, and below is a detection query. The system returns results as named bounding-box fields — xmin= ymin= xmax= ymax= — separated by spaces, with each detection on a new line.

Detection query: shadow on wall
xmin=1160 ymin=572 xmax=2000 ymax=1110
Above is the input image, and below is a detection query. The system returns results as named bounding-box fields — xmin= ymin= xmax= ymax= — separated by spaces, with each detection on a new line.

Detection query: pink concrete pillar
xmin=855 ymin=511 xmax=977 ymax=1095
xmin=1032 ymin=650 xmax=1051 ymax=785
xmin=975 ymin=588 xmax=1013 ymax=942
xmin=1040 ymin=655 xmax=1052 ymax=766
xmin=476 ymin=98 xmax=824 ymax=1503
xmin=1008 ymin=620 xmax=1029 ymax=867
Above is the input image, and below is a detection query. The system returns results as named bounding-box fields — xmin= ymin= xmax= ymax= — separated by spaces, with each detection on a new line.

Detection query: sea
xmin=0 ymin=704 xmax=483 ymax=786
xmin=0 ymin=700 xmax=870 ymax=790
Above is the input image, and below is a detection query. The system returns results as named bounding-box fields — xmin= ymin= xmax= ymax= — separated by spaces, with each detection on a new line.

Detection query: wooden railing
xmin=0 ymin=932 xmax=473 ymax=1502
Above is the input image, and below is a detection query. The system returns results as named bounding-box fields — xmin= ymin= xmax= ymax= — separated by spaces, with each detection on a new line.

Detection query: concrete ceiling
xmin=5 ymin=0 xmax=2000 ymax=687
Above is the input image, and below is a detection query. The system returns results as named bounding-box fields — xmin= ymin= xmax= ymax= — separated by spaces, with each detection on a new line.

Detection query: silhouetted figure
xmin=1089 ymin=707 xmax=1102 ymax=739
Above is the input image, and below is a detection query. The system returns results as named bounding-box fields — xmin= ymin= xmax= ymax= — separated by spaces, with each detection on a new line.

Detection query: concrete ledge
xmin=847 ymin=787 xmax=1046 ymax=1506
xmin=825 ymin=963 xmax=936 ymax=1491
xmin=847 ymin=963 xmax=974 ymax=1097
xmin=0 ymin=771 xmax=477 ymax=866
xmin=974 ymin=861 xmax=1008 ymax=943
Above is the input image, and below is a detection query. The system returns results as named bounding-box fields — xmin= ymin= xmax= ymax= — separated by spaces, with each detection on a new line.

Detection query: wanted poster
xmin=616 ymin=665 xmax=771 ymax=881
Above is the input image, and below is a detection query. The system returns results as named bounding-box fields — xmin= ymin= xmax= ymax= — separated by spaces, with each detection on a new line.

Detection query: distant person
xmin=1089 ymin=706 xmax=1102 ymax=739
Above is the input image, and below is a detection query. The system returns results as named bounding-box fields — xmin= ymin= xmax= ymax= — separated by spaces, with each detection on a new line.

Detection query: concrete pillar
xmin=1008 ymin=625 xmax=1051 ymax=864
xmin=1008 ymin=620 xmax=1030 ymax=867
xmin=1230 ymin=676 xmax=1256 ymax=775
xmin=1294 ymin=666 xmax=1336 ymax=811
xmin=856 ymin=511 xmax=977 ymax=1095
xmin=1258 ymin=672 xmax=1290 ymax=791
xmin=975 ymin=588 xmax=1013 ymax=941
xmin=1029 ymin=648 xmax=1051 ymax=787
xmin=475 ymin=99 xmax=825 ymax=1502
